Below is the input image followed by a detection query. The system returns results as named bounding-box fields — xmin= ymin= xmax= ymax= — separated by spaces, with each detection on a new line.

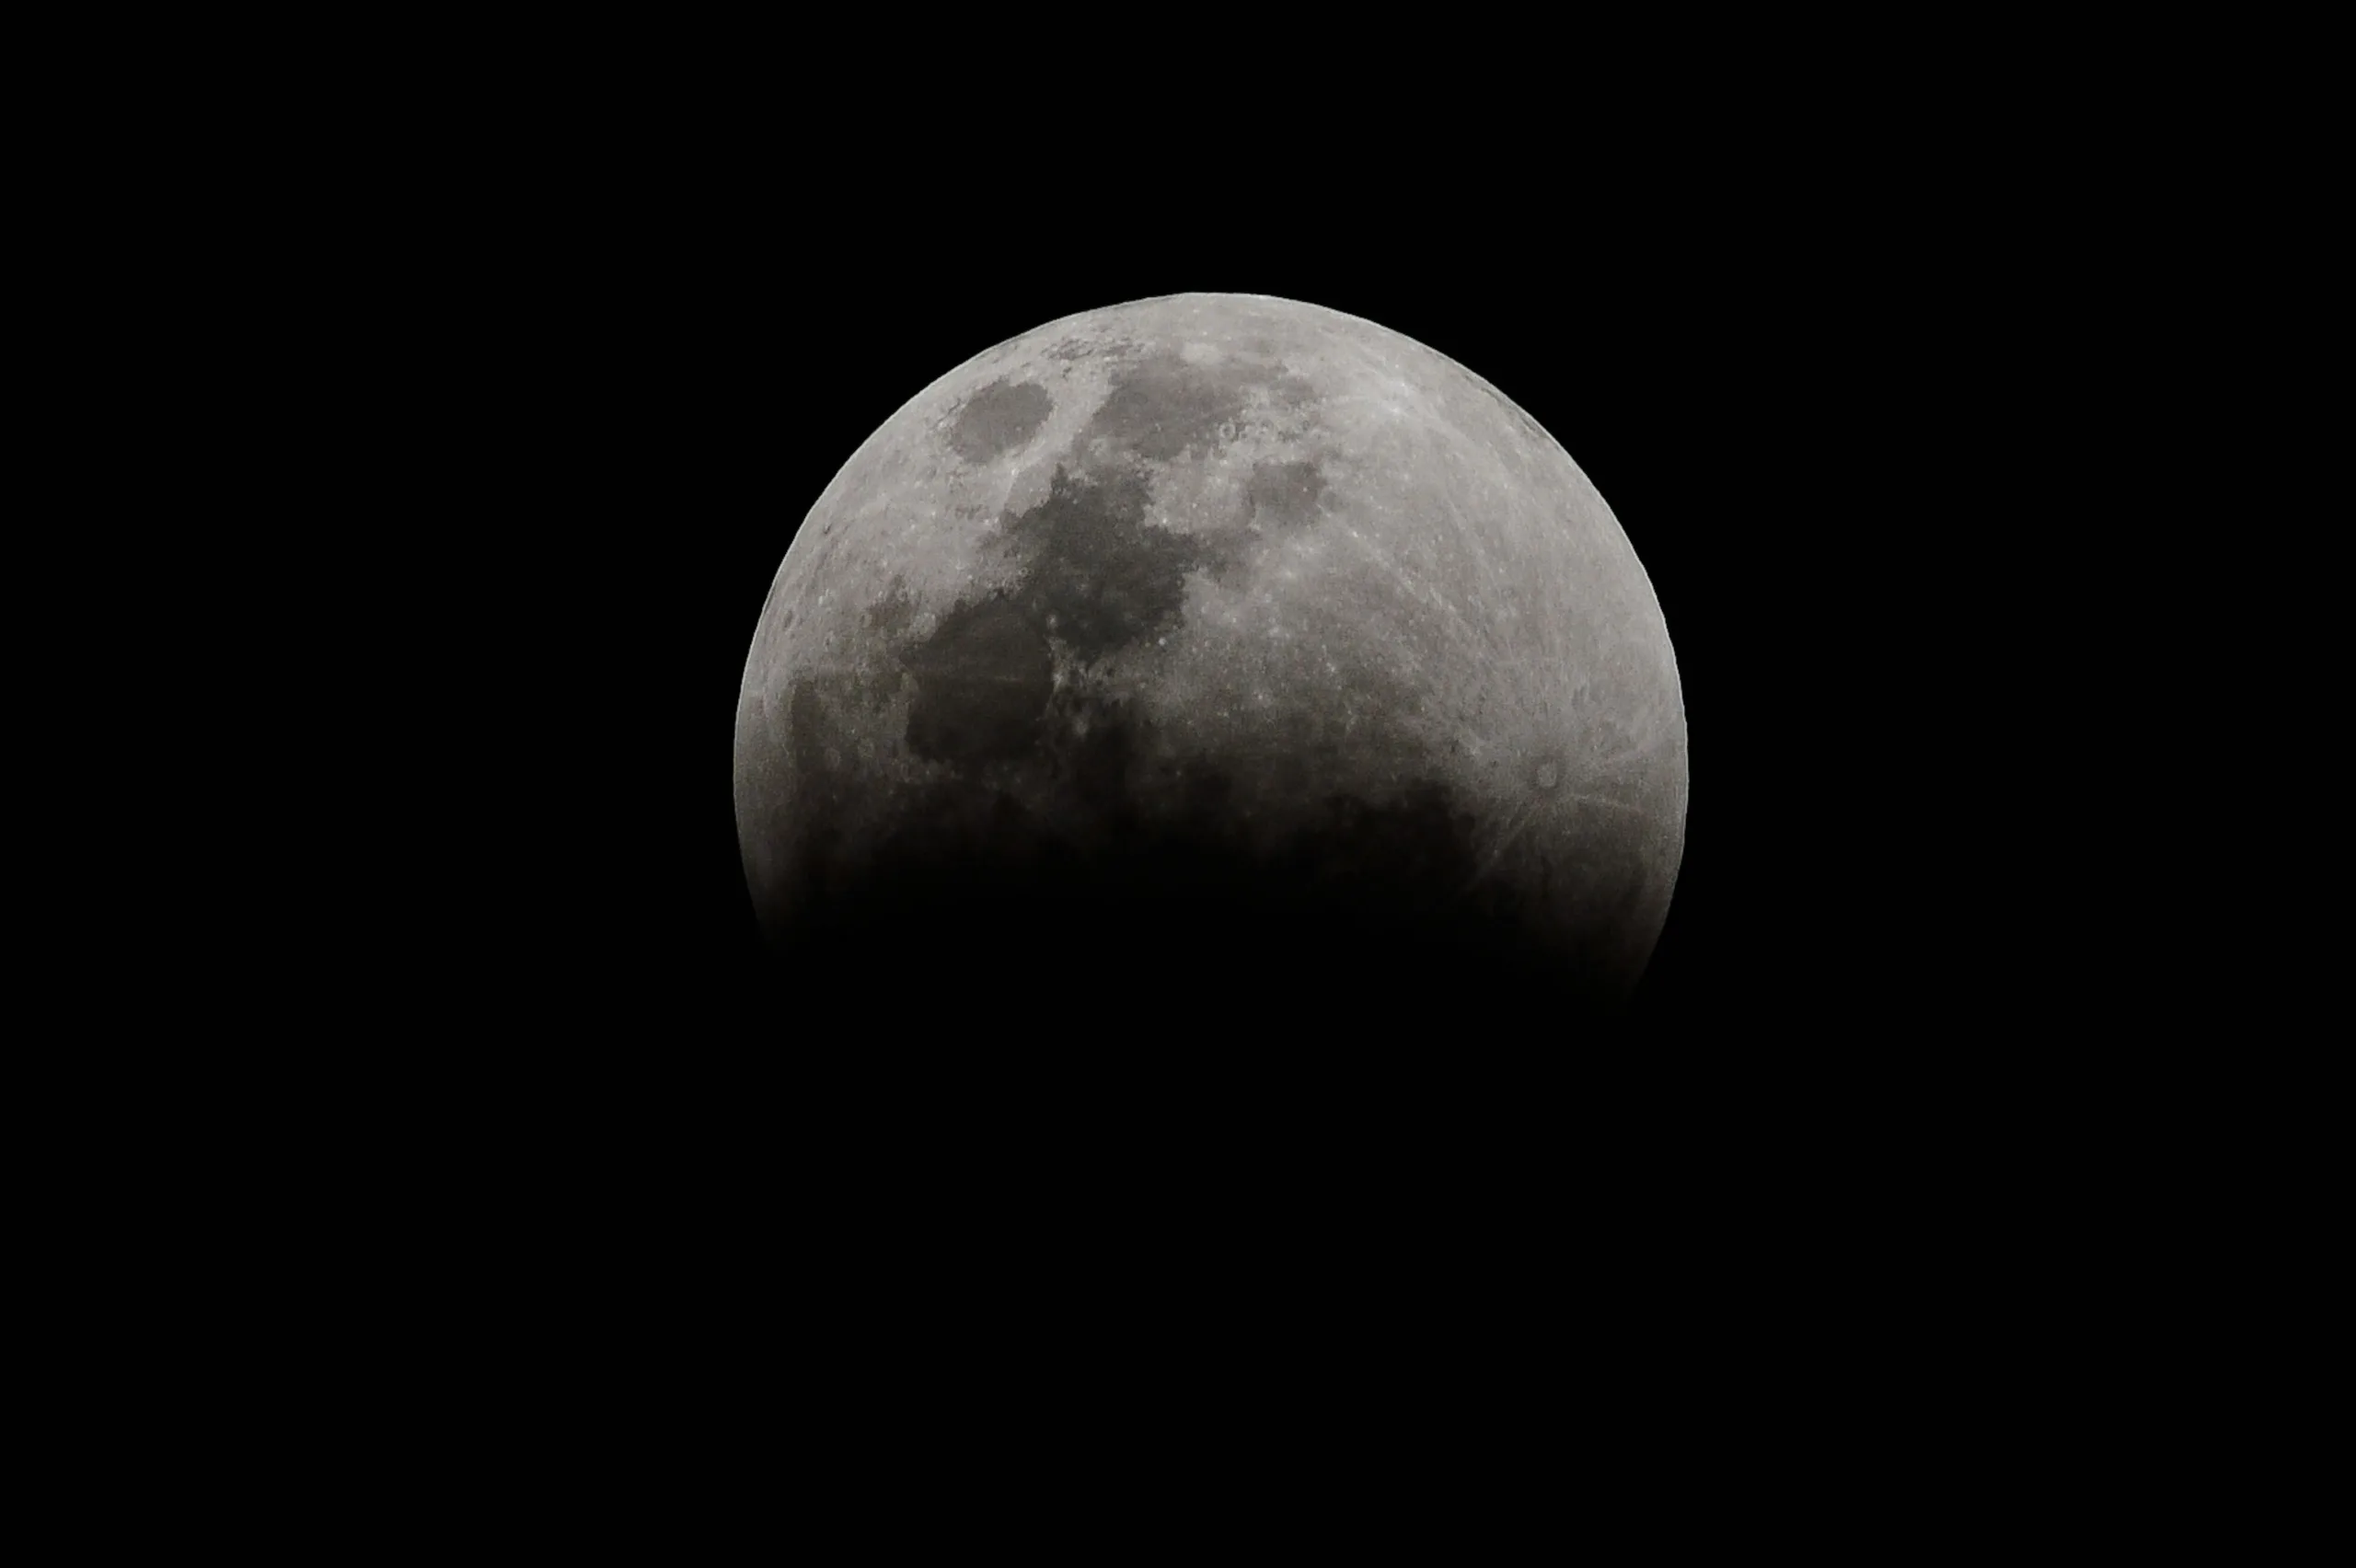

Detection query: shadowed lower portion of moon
xmin=736 ymin=294 xmax=1687 ymax=1031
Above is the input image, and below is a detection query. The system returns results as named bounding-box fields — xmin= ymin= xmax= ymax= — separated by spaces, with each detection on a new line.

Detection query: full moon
xmin=735 ymin=294 xmax=1686 ymax=1023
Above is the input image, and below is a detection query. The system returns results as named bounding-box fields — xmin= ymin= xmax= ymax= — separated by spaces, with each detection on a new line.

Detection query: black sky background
xmin=243 ymin=50 xmax=2129 ymax=1492
xmin=406 ymin=74 xmax=2031 ymax=1228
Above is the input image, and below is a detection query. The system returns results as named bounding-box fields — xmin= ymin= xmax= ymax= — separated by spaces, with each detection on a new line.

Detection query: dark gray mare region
xmin=945 ymin=379 xmax=1053 ymax=462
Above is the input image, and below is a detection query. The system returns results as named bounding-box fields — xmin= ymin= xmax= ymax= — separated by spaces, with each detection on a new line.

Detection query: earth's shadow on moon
xmin=747 ymin=779 xmax=1642 ymax=1057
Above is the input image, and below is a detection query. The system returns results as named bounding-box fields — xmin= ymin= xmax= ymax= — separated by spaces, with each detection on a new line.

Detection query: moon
xmin=735 ymin=294 xmax=1686 ymax=1020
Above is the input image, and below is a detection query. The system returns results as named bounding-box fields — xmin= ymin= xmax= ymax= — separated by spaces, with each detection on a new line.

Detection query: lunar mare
xmin=735 ymin=294 xmax=1686 ymax=1009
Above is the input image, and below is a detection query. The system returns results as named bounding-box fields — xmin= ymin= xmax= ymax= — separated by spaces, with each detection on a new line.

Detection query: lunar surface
xmin=735 ymin=294 xmax=1686 ymax=1023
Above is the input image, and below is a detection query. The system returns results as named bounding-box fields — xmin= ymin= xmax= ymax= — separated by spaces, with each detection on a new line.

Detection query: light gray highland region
xmin=735 ymin=294 xmax=1687 ymax=1002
